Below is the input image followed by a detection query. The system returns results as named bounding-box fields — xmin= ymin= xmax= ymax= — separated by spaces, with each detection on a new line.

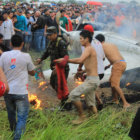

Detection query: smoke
xmin=92 ymin=2 xmax=140 ymax=41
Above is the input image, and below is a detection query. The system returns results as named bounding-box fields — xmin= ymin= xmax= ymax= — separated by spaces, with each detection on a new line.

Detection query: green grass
xmin=0 ymin=106 xmax=134 ymax=140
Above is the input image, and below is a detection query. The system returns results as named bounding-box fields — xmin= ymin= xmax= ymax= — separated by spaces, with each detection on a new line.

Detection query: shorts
xmin=110 ymin=61 xmax=126 ymax=87
xmin=69 ymin=76 xmax=99 ymax=107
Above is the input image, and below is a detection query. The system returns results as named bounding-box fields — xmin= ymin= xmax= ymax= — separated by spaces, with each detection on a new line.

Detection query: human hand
xmin=54 ymin=58 xmax=65 ymax=63
xmin=36 ymin=59 xmax=42 ymax=65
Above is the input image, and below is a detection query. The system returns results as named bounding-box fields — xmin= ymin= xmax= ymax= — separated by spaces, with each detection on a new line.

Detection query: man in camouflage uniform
xmin=37 ymin=26 xmax=70 ymax=109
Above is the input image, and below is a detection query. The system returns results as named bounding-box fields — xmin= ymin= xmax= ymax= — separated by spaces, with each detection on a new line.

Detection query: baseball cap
xmin=46 ymin=26 xmax=57 ymax=36
xmin=0 ymin=81 xmax=6 ymax=97
xmin=84 ymin=25 xmax=94 ymax=33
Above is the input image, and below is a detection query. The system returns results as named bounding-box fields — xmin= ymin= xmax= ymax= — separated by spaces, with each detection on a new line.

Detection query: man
xmin=49 ymin=10 xmax=59 ymax=34
xmin=44 ymin=9 xmax=51 ymax=31
xmin=25 ymin=12 xmax=34 ymax=51
xmin=14 ymin=9 xmax=28 ymax=37
xmin=56 ymin=30 xmax=99 ymax=124
xmin=78 ymin=25 xmax=104 ymax=109
xmin=32 ymin=10 xmax=46 ymax=51
xmin=95 ymin=34 xmax=130 ymax=109
xmin=0 ymin=15 xmax=4 ymax=26
xmin=0 ymin=35 xmax=35 ymax=140
xmin=0 ymin=34 xmax=11 ymax=56
xmin=37 ymin=26 xmax=70 ymax=109
xmin=0 ymin=11 xmax=14 ymax=49
xmin=59 ymin=9 xmax=69 ymax=34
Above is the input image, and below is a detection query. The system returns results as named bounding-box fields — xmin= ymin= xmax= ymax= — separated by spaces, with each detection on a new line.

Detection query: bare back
xmin=102 ymin=42 xmax=124 ymax=64
xmin=83 ymin=46 xmax=98 ymax=76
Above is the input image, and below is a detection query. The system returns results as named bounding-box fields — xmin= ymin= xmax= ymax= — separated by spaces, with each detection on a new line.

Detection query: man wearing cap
xmin=37 ymin=26 xmax=70 ymax=110
xmin=14 ymin=9 xmax=28 ymax=37
xmin=78 ymin=25 xmax=105 ymax=109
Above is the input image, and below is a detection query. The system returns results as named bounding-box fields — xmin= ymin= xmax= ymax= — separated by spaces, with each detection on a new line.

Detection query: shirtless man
xmin=55 ymin=30 xmax=99 ymax=124
xmin=95 ymin=34 xmax=130 ymax=109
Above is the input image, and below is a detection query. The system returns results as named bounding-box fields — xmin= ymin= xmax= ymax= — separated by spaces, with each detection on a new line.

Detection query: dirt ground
xmin=0 ymin=75 xmax=140 ymax=111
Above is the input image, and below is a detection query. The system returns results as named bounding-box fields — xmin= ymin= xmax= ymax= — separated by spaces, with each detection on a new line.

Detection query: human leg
xmin=4 ymin=94 xmax=16 ymax=131
xmin=14 ymin=95 xmax=29 ymax=140
xmin=110 ymin=62 xmax=130 ymax=108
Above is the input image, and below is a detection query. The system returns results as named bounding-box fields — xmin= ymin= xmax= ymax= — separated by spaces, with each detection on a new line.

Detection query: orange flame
xmin=75 ymin=78 xmax=85 ymax=98
xmin=81 ymin=94 xmax=85 ymax=98
xmin=42 ymin=86 xmax=48 ymax=91
xmin=75 ymin=78 xmax=83 ymax=86
xmin=126 ymin=83 xmax=131 ymax=87
xmin=38 ymin=81 xmax=47 ymax=88
xmin=28 ymin=93 xmax=42 ymax=110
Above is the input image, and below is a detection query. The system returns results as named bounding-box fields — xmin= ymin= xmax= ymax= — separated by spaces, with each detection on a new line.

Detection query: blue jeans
xmin=4 ymin=94 xmax=29 ymax=140
xmin=33 ymin=29 xmax=46 ymax=51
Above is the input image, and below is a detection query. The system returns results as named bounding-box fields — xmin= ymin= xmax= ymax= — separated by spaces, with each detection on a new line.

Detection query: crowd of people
xmin=0 ymin=1 xmax=139 ymax=140
xmin=0 ymin=2 xmax=139 ymax=52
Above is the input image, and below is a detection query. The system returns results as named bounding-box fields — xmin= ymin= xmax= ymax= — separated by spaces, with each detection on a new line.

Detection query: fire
xmin=42 ymin=86 xmax=48 ymax=91
xmin=75 ymin=78 xmax=85 ymax=98
xmin=81 ymin=94 xmax=85 ymax=98
xmin=38 ymin=81 xmax=47 ymax=88
xmin=126 ymin=83 xmax=131 ymax=87
xmin=75 ymin=78 xmax=83 ymax=86
xmin=28 ymin=93 xmax=42 ymax=110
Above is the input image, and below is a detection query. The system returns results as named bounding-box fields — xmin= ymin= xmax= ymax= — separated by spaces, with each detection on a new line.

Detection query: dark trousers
xmin=3 ymin=40 xmax=11 ymax=50
xmin=4 ymin=94 xmax=29 ymax=140
xmin=129 ymin=108 xmax=140 ymax=140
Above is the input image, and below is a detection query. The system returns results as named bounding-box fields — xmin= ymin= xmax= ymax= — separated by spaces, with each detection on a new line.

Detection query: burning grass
xmin=0 ymin=106 xmax=135 ymax=140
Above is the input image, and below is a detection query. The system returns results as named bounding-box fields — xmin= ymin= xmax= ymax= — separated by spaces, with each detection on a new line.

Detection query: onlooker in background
xmin=0 ymin=15 xmax=4 ymax=26
xmin=32 ymin=10 xmax=46 ymax=51
xmin=14 ymin=9 xmax=28 ymax=37
xmin=25 ymin=12 xmax=34 ymax=51
xmin=0 ymin=11 xmax=14 ymax=50
xmin=8 ymin=11 xmax=14 ymax=20
xmin=59 ymin=9 xmax=69 ymax=34
xmin=0 ymin=34 xmax=11 ymax=55
xmin=0 ymin=34 xmax=35 ymax=140
xmin=49 ymin=10 xmax=59 ymax=33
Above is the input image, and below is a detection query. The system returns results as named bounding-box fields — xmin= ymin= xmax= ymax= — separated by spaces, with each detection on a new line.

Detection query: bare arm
xmin=68 ymin=47 xmax=90 ymax=64
xmin=77 ymin=63 xmax=84 ymax=71
xmin=0 ymin=67 xmax=9 ymax=93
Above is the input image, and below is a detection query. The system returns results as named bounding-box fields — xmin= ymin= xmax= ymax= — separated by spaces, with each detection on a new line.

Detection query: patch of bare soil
xmin=0 ymin=76 xmax=140 ymax=111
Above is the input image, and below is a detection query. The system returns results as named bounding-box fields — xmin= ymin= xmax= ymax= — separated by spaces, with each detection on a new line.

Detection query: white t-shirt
xmin=81 ymin=39 xmax=105 ymax=74
xmin=0 ymin=19 xmax=14 ymax=40
xmin=0 ymin=50 xmax=35 ymax=95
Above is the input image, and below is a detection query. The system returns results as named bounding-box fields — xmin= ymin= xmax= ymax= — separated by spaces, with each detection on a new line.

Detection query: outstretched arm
xmin=68 ymin=47 xmax=90 ymax=64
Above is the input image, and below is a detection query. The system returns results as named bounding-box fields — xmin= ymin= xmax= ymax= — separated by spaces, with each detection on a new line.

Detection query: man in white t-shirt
xmin=0 ymin=11 xmax=14 ymax=49
xmin=78 ymin=25 xmax=105 ymax=110
xmin=0 ymin=35 xmax=35 ymax=140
